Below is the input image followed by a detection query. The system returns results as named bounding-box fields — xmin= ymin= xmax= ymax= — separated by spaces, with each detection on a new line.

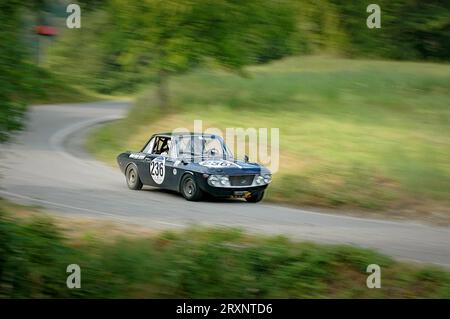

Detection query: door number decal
xmin=150 ymin=157 xmax=165 ymax=184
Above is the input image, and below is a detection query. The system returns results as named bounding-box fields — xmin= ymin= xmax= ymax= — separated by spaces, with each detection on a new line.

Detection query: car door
xmin=161 ymin=139 xmax=180 ymax=191
xmin=135 ymin=137 xmax=155 ymax=185
xmin=143 ymin=136 xmax=175 ymax=189
xmin=141 ymin=136 xmax=163 ymax=187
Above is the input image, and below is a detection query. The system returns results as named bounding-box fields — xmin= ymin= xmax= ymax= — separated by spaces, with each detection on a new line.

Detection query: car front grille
xmin=229 ymin=175 xmax=254 ymax=186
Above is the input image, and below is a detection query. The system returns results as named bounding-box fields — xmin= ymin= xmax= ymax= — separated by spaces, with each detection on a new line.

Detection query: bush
xmin=0 ymin=209 xmax=449 ymax=298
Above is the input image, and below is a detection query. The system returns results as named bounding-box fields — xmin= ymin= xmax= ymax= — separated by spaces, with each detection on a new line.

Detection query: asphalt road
xmin=1 ymin=101 xmax=449 ymax=267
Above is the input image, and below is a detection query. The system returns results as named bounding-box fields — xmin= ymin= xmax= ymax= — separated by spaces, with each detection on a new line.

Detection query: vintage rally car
xmin=117 ymin=132 xmax=272 ymax=202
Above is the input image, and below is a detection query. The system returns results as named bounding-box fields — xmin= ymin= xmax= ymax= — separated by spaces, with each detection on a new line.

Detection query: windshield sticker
xmin=199 ymin=160 xmax=241 ymax=168
xmin=129 ymin=153 xmax=145 ymax=160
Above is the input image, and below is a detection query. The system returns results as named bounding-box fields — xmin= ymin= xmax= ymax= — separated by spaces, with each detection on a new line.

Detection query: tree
xmin=0 ymin=0 xmax=57 ymax=142
xmin=0 ymin=1 xmax=28 ymax=142
xmin=106 ymin=0 xmax=296 ymax=108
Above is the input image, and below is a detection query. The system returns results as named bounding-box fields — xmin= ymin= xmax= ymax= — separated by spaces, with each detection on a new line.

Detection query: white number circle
xmin=150 ymin=157 xmax=165 ymax=184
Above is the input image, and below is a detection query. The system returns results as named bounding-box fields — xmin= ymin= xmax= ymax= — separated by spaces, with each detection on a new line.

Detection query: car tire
xmin=126 ymin=165 xmax=143 ymax=190
xmin=180 ymin=174 xmax=203 ymax=201
xmin=245 ymin=191 xmax=264 ymax=203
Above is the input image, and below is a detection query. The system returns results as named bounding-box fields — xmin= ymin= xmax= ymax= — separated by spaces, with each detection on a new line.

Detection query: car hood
xmin=187 ymin=159 xmax=270 ymax=175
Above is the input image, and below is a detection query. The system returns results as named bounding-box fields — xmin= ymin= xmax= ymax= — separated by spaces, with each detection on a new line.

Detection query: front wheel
xmin=126 ymin=165 xmax=143 ymax=190
xmin=180 ymin=174 xmax=203 ymax=201
xmin=245 ymin=191 xmax=264 ymax=203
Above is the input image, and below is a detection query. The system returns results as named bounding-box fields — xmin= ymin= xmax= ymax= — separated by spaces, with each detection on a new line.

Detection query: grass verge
xmin=24 ymin=64 xmax=109 ymax=105
xmin=1 ymin=198 xmax=449 ymax=298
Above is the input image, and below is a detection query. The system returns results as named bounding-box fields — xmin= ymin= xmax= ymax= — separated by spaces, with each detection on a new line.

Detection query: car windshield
xmin=176 ymin=135 xmax=233 ymax=159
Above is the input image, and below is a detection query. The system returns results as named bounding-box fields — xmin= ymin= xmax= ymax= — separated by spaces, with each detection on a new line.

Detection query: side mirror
xmin=244 ymin=155 xmax=249 ymax=163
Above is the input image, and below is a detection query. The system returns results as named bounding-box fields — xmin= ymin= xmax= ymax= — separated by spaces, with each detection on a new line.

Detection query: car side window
xmin=152 ymin=137 xmax=172 ymax=156
xmin=168 ymin=139 xmax=177 ymax=158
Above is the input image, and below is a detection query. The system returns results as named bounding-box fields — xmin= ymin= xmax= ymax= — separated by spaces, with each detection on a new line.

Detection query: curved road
xmin=1 ymin=101 xmax=449 ymax=267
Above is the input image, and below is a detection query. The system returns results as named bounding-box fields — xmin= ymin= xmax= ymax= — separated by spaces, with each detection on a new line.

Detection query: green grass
xmin=88 ymin=55 xmax=450 ymax=220
xmin=20 ymin=62 xmax=116 ymax=105
xmin=1 ymin=200 xmax=449 ymax=298
xmin=22 ymin=64 xmax=108 ymax=105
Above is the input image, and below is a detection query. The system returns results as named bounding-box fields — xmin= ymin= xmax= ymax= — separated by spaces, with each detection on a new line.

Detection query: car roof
xmin=141 ymin=132 xmax=224 ymax=152
xmin=152 ymin=132 xmax=219 ymax=138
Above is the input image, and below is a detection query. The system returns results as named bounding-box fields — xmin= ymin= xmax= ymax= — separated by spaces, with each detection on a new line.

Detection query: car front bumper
xmin=196 ymin=175 xmax=268 ymax=197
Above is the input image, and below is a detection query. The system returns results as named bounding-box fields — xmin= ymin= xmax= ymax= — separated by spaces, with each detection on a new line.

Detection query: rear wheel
xmin=180 ymin=174 xmax=203 ymax=201
xmin=126 ymin=165 xmax=143 ymax=190
xmin=245 ymin=191 xmax=264 ymax=203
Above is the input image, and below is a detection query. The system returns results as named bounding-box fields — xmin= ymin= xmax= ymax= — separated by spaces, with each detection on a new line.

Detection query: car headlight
xmin=255 ymin=175 xmax=265 ymax=185
xmin=219 ymin=176 xmax=230 ymax=186
xmin=208 ymin=175 xmax=230 ymax=187
xmin=208 ymin=175 xmax=220 ymax=187
xmin=263 ymin=174 xmax=272 ymax=184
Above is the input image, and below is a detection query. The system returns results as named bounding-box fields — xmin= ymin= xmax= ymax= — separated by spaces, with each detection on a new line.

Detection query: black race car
xmin=117 ymin=132 xmax=271 ymax=202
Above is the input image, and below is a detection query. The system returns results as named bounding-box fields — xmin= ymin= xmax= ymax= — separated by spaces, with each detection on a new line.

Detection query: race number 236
xmin=150 ymin=158 xmax=165 ymax=184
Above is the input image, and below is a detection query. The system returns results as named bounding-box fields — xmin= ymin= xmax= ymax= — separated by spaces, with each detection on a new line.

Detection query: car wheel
xmin=126 ymin=165 xmax=143 ymax=190
xmin=245 ymin=191 xmax=264 ymax=203
xmin=180 ymin=174 xmax=203 ymax=201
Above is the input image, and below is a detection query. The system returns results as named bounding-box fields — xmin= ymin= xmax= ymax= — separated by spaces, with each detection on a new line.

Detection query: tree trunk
xmin=157 ymin=69 xmax=169 ymax=109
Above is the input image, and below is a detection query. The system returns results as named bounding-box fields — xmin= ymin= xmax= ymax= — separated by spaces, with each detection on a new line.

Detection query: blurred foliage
xmin=328 ymin=0 xmax=450 ymax=60
xmin=1 ymin=207 xmax=449 ymax=298
xmin=47 ymin=0 xmax=297 ymax=102
xmin=46 ymin=0 xmax=450 ymax=96
xmin=0 ymin=1 xmax=28 ymax=142
xmin=0 ymin=1 xmax=101 ymax=142
xmin=1 ymin=0 xmax=449 ymax=137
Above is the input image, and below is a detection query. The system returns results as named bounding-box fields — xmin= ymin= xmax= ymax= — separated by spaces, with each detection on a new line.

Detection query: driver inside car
xmin=160 ymin=139 xmax=171 ymax=156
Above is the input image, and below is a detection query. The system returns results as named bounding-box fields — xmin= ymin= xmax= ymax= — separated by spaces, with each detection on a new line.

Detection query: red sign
xmin=35 ymin=25 xmax=58 ymax=36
